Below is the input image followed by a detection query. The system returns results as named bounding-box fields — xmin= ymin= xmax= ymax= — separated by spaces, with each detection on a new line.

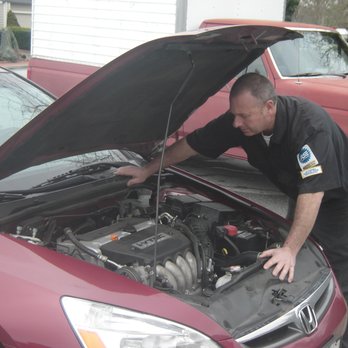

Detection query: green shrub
xmin=9 ymin=27 xmax=31 ymax=50
xmin=7 ymin=10 xmax=19 ymax=27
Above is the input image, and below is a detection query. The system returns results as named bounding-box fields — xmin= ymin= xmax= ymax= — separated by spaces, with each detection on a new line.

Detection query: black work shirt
xmin=186 ymin=96 xmax=348 ymax=201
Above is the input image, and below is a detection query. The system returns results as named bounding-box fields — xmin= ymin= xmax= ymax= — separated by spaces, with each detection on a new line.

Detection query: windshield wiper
xmin=288 ymin=72 xmax=347 ymax=78
xmin=0 ymin=192 xmax=26 ymax=202
xmin=0 ymin=163 xmax=125 ymax=197
xmin=31 ymin=162 xmax=119 ymax=191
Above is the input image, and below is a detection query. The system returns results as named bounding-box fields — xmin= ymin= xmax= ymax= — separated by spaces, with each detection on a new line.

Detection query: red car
xmin=0 ymin=25 xmax=346 ymax=348
xmin=175 ymin=19 xmax=348 ymax=158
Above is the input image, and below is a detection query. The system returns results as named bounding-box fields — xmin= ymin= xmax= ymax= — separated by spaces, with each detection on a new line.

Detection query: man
xmin=117 ymin=73 xmax=348 ymax=344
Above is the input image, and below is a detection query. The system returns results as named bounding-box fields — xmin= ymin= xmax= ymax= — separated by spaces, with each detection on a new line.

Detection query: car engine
xmin=11 ymin=185 xmax=280 ymax=295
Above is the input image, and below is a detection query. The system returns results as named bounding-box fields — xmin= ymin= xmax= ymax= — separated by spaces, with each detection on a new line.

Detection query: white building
xmin=29 ymin=0 xmax=286 ymax=96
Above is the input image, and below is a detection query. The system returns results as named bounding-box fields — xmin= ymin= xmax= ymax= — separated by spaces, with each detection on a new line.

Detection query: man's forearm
xmin=284 ymin=191 xmax=324 ymax=254
xmin=144 ymin=137 xmax=198 ymax=176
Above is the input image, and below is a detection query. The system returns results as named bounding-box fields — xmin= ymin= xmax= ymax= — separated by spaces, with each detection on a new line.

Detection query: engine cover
xmin=100 ymin=224 xmax=191 ymax=265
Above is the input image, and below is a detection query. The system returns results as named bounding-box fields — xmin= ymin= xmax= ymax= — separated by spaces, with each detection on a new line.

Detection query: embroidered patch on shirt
xmin=297 ymin=145 xmax=319 ymax=170
xmin=300 ymin=165 xmax=323 ymax=179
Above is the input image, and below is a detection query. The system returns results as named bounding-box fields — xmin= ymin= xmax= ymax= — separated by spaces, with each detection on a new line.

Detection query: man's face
xmin=229 ymin=90 xmax=275 ymax=136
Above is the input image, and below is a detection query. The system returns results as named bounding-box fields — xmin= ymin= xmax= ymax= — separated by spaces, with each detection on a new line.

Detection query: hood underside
xmin=0 ymin=25 xmax=300 ymax=179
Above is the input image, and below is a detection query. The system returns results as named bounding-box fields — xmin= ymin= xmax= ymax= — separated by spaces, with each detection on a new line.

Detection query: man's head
xmin=229 ymin=73 xmax=277 ymax=136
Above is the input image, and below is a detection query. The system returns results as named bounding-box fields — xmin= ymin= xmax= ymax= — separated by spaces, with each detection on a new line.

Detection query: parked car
xmin=174 ymin=19 xmax=348 ymax=158
xmin=0 ymin=25 xmax=346 ymax=348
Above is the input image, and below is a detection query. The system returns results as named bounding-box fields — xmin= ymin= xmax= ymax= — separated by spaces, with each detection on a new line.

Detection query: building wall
xmin=31 ymin=0 xmax=178 ymax=66
xmin=0 ymin=2 xmax=5 ymax=28
xmin=28 ymin=0 xmax=286 ymax=96
xmin=186 ymin=0 xmax=285 ymax=30
xmin=31 ymin=0 xmax=286 ymax=67
xmin=0 ymin=2 xmax=10 ymax=28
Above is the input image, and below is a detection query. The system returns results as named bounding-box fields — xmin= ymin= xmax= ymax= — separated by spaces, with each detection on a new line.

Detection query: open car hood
xmin=0 ymin=25 xmax=300 ymax=179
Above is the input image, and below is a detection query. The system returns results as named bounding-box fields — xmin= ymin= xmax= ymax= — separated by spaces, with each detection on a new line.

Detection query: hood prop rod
xmin=151 ymin=51 xmax=196 ymax=287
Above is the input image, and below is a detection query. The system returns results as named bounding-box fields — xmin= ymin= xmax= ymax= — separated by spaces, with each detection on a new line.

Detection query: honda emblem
xmin=299 ymin=305 xmax=318 ymax=335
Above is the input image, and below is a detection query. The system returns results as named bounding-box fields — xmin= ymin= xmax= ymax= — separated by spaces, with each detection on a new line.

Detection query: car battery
xmin=231 ymin=229 xmax=265 ymax=252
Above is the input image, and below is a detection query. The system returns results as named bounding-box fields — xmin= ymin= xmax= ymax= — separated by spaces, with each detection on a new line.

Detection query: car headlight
xmin=61 ymin=296 xmax=221 ymax=348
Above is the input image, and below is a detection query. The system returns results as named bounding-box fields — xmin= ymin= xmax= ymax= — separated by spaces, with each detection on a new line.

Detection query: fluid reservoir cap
xmin=225 ymin=225 xmax=238 ymax=237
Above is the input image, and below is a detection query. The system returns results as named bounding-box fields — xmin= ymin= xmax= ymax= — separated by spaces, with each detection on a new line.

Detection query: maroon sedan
xmin=0 ymin=24 xmax=346 ymax=348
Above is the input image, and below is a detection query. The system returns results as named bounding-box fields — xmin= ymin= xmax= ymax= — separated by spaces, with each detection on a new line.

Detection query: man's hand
xmin=115 ymin=137 xmax=198 ymax=187
xmin=116 ymin=166 xmax=149 ymax=186
xmin=259 ymin=191 xmax=324 ymax=283
xmin=259 ymin=246 xmax=297 ymax=282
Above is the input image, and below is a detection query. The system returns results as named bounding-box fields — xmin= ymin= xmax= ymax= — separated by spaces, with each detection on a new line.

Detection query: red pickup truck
xmin=174 ymin=19 xmax=348 ymax=157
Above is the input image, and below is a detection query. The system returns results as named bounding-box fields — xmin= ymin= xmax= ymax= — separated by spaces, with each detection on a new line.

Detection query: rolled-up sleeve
xmin=186 ymin=112 xmax=244 ymax=158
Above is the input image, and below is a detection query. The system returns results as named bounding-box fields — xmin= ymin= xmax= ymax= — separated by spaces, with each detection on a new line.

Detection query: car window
xmin=238 ymin=56 xmax=267 ymax=77
xmin=270 ymin=30 xmax=348 ymax=76
xmin=224 ymin=56 xmax=267 ymax=91
xmin=0 ymin=72 xmax=54 ymax=145
xmin=0 ymin=149 xmax=145 ymax=191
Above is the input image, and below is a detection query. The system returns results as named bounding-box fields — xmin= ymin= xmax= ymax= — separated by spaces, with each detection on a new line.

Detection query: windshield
xmin=0 ymin=72 xmax=54 ymax=145
xmin=0 ymin=72 xmax=146 ymax=192
xmin=0 ymin=149 xmax=146 ymax=192
xmin=269 ymin=30 xmax=348 ymax=76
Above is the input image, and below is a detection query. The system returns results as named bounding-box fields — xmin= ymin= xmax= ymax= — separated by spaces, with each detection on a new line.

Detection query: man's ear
xmin=265 ymin=99 xmax=276 ymax=114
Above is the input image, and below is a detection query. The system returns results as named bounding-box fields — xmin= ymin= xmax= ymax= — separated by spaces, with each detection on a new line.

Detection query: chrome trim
xmin=236 ymin=272 xmax=332 ymax=343
xmin=284 ymin=27 xmax=335 ymax=33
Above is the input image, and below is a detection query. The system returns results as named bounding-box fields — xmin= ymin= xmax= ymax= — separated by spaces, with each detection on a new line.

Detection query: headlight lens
xmin=61 ymin=296 xmax=221 ymax=348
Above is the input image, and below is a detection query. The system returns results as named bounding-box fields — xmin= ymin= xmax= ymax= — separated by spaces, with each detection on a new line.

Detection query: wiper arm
xmin=31 ymin=162 xmax=118 ymax=191
xmin=0 ymin=176 xmax=97 ymax=198
xmin=288 ymin=72 xmax=347 ymax=78
xmin=0 ymin=162 xmax=132 ymax=197
xmin=0 ymin=192 xmax=26 ymax=202
xmin=31 ymin=175 xmax=97 ymax=192
xmin=0 ymin=163 xmax=123 ymax=197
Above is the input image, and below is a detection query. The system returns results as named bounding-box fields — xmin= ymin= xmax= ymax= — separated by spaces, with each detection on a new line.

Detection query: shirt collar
xmin=270 ymin=96 xmax=287 ymax=144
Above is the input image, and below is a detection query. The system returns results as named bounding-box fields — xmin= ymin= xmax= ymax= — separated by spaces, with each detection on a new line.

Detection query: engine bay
xmin=7 ymin=175 xmax=283 ymax=296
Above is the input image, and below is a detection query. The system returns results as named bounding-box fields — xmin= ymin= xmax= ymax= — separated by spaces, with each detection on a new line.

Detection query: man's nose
xmin=233 ymin=115 xmax=242 ymax=128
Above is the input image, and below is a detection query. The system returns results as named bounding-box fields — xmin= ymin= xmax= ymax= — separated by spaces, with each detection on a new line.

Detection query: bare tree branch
xmin=293 ymin=0 xmax=348 ymax=27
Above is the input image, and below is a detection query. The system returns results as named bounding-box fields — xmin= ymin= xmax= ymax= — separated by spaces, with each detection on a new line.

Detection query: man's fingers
xmin=262 ymin=253 xmax=278 ymax=270
xmin=271 ymin=262 xmax=284 ymax=278
xmin=278 ymin=264 xmax=290 ymax=281
xmin=127 ymin=179 xmax=135 ymax=187
xmin=288 ymin=266 xmax=295 ymax=283
xmin=259 ymin=249 xmax=274 ymax=258
xmin=277 ymin=264 xmax=294 ymax=282
xmin=259 ymin=250 xmax=275 ymax=270
xmin=261 ymin=248 xmax=296 ymax=282
xmin=127 ymin=178 xmax=141 ymax=187
xmin=116 ymin=167 xmax=132 ymax=176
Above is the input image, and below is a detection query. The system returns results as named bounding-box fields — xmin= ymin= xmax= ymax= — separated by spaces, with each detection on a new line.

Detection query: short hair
xmin=230 ymin=73 xmax=277 ymax=104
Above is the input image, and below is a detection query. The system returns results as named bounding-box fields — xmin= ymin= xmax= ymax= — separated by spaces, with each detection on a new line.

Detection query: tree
xmin=286 ymin=0 xmax=300 ymax=21
xmin=7 ymin=10 xmax=20 ymax=27
xmin=292 ymin=0 xmax=348 ymax=27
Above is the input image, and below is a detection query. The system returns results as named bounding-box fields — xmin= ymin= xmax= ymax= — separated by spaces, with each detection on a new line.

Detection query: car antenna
xmin=150 ymin=51 xmax=196 ymax=287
